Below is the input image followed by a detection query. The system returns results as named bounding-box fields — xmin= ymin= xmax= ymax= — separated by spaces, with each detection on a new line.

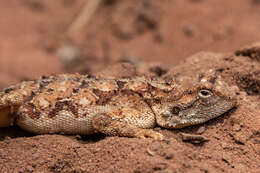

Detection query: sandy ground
xmin=0 ymin=0 xmax=260 ymax=172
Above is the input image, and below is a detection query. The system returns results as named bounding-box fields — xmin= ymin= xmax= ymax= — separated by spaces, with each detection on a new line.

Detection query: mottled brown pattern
xmin=49 ymin=100 xmax=78 ymax=118
xmin=116 ymin=80 xmax=127 ymax=89
xmin=24 ymin=103 xmax=41 ymax=119
xmin=92 ymin=89 xmax=117 ymax=105
xmin=39 ymin=80 xmax=52 ymax=90
xmin=27 ymin=91 xmax=36 ymax=102
xmin=3 ymin=87 xmax=14 ymax=94
xmin=78 ymin=80 xmax=89 ymax=88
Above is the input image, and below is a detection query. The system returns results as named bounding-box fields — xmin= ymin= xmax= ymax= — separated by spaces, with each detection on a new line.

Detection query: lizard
xmin=0 ymin=73 xmax=237 ymax=140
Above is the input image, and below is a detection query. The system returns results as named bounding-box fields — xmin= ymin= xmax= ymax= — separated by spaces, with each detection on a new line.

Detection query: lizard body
xmin=0 ymin=73 xmax=237 ymax=139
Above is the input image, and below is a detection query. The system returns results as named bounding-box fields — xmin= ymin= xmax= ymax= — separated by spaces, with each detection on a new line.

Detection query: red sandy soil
xmin=0 ymin=0 xmax=260 ymax=172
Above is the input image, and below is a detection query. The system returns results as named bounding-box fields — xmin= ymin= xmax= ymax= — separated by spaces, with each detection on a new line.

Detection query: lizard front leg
xmin=92 ymin=113 xmax=164 ymax=140
xmin=91 ymin=91 xmax=165 ymax=140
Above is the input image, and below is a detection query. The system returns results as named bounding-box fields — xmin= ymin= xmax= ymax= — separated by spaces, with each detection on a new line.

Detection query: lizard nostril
xmin=171 ymin=106 xmax=180 ymax=115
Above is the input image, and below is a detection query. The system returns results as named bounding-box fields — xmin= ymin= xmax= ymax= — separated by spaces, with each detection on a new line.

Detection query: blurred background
xmin=1 ymin=0 xmax=260 ymax=87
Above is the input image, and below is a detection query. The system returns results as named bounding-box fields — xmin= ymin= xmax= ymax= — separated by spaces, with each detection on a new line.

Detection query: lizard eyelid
xmin=198 ymin=89 xmax=212 ymax=98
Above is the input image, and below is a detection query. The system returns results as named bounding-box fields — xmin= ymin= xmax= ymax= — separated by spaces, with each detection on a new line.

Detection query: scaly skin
xmin=0 ymin=73 xmax=237 ymax=140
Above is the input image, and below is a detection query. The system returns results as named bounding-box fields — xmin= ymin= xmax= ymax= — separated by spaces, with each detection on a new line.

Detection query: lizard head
xmin=153 ymin=75 xmax=238 ymax=129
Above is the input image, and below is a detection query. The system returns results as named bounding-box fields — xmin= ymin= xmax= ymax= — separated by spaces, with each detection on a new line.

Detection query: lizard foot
xmin=135 ymin=129 xmax=164 ymax=140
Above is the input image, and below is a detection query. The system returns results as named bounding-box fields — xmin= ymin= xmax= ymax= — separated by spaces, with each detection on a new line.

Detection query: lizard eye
xmin=198 ymin=89 xmax=212 ymax=98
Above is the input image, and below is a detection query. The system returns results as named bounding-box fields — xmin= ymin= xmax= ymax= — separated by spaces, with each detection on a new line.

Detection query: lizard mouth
xmin=166 ymin=99 xmax=236 ymax=128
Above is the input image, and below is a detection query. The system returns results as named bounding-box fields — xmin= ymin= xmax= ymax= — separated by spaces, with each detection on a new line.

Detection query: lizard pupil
xmin=199 ymin=89 xmax=211 ymax=98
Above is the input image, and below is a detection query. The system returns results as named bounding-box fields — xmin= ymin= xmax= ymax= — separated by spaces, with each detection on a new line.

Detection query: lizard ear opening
xmin=153 ymin=104 xmax=183 ymax=129
xmin=170 ymin=106 xmax=180 ymax=115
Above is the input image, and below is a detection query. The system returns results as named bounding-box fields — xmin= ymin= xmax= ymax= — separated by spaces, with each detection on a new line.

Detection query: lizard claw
xmin=136 ymin=129 xmax=165 ymax=140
